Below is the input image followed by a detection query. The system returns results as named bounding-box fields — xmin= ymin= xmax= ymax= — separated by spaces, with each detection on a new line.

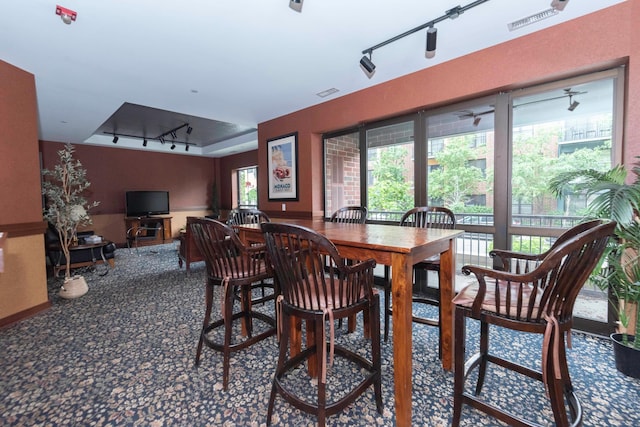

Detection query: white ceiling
xmin=1 ymin=0 xmax=625 ymax=157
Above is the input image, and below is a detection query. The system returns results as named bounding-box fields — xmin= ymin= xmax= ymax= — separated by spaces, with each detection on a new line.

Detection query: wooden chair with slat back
xmin=330 ymin=206 xmax=368 ymax=331
xmin=329 ymin=206 xmax=368 ymax=224
xmin=383 ymin=206 xmax=456 ymax=357
xmin=226 ymin=208 xmax=275 ymax=305
xmin=261 ymin=222 xmax=383 ymax=427
xmin=189 ymin=218 xmax=276 ymax=390
xmin=227 ymin=208 xmax=271 ymax=226
xmin=451 ymin=219 xmax=615 ymax=427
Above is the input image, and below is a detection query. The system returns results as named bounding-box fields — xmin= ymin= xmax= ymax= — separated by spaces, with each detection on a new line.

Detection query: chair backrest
xmin=463 ymin=220 xmax=615 ymax=322
xmin=227 ymin=208 xmax=271 ymax=226
xmin=330 ymin=206 xmax=368 ymax=224
xmin=491 ymin=219 xmax=604 ymax=273
xmin=189 ymin=217 xmax=268 ymax=284
xmin=400 ymin=206 xmax=456 ymax=229
xmin=261 ymin=222 xmax=376 ymax=312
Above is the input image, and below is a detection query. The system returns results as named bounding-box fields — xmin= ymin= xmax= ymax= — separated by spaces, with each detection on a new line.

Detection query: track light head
xmin=186 ymin=126 xmax=193 ymax=135
xmin=425 ymin=27 xmax=437 ymax=59
xmin=143 ymin=139 xmax=148 ymax=147
xmin=551 ymin=0 xmax=569 ymax=11
xmin=112 ymin=136 xmax=119 ymax=144
xmin=185 ymin=145 xmax=190 ymax=152
xmin=473 ymin=116 xmax=481 ymax=126
xmin=159 ymin=137 xmax=165 ymax=144
xmin=568 ymin=98 xmax=579 ymax=111
xmin=360 ymin=53 xmax=376 ymax=78
xmin=170 ymin=131 xmax=177 ymax=139
xmin=170 ymin=143 xmax=176 ymax=150
xmin=289 ymin=0 xmax=303 ymax=12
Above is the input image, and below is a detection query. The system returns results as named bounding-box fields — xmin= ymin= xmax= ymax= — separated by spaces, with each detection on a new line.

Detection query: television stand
xmin=124 ymin=216 xmax=172 ymax=247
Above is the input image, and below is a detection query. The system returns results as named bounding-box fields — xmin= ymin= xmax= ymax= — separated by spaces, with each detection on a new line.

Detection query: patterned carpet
xmin=1 ymin=243 xmax=639 ymax=426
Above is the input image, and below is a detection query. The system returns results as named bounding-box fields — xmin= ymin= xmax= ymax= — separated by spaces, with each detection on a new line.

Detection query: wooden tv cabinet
xmin=125 ymin=216 xmax=173 ymax=247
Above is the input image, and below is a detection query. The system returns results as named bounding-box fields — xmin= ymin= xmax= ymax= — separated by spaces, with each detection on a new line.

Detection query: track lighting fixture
xmin=289 ymin=0 xmax=303 ymax=13
xmin=568 ymin=95 xmax=579 ymax=111
xmin=473 ymin=116 xmax=481 ymax=126
xmin=360 ymin=51 xmax=376 ymax=78
xmin=360 ymin=0 xmax=489 ymax=77
xmin=425 ymin=27 xmax=437 ymax=59
xmin=551 ymin=0 xmax=569 ymax=12
xmin=103 ymin=122 xmax=194 ymax=151
xmin=446 ymin=6 xmax=462 ymax=19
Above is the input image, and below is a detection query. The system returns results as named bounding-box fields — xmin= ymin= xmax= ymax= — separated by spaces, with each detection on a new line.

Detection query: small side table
xmin=53 ymin=240 xmax=115 ymax=277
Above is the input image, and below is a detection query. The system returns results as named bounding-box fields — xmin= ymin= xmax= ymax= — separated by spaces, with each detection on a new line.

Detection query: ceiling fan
xmin=515 ymin=87 xmax=588 ymax=111
xmin=457 ymin=108 xmax=495 ymax=126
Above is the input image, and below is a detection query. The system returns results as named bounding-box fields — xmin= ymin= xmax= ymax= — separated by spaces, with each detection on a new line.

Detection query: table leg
xmin=439 ymin=239 xmax=455 ymax=371
xmin=392 ymin=252 xmax=413 ymax=427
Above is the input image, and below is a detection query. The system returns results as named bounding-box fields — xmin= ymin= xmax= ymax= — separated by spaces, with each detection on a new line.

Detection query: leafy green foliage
xmin=368 ymin=146 xmax=413 ymax=212
xmin=428 ymin=136 xmax=484 ymax=211
xmin=549 ymin=158 xmax=640 ymax=346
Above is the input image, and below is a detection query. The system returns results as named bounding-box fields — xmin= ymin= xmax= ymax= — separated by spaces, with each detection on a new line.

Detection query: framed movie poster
xmin=267 ymin=132 xmax=298 ymax=201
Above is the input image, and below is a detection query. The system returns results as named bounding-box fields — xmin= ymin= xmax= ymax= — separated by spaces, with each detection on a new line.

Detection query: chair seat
xmin=453 ymin=280 xmax=542 ymax=319
xmin=415 ymin=255 xmax=440 ymax=270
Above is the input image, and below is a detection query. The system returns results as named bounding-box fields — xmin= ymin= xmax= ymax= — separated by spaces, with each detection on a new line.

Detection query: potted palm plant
xmin=42 ymin=143 xmax=99 ymax=299
xmin=549 ymin=162 xmax=640 ymax=378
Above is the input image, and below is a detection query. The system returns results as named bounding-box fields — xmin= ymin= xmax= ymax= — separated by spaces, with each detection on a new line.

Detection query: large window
xmin=366 ymin=120 xmax=415 ymax=222
xmin=236 ymin=166 xmax=258 ymax=208
xmin=323 ymin=68 xmax=624 ymax=335
xmin=324 ymin=131 xmax=360 ymax=218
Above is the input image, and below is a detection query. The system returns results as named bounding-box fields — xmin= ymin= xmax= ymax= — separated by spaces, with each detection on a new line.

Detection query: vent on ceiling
xmin=316 ymin=88 xmax=339 ymax=98
xmin=507 ymin=8 xmax=559 ymax=31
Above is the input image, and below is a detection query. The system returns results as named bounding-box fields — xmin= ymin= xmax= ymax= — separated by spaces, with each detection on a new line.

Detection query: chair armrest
xmin=460 ymin=264 xmax=541 ymax=316
xmin=489 ymin=248 xmax=546 ymax=273
xmin=344 ymin=258 xmax=377 ymax=297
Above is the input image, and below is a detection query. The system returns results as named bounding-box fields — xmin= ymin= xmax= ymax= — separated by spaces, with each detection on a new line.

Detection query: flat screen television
xmin=125 ymin=191 xmax=170 ymax=217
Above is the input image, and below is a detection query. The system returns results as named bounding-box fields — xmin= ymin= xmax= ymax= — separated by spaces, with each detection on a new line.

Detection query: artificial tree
xmin=42 ymin=143 xmax=99 ymax=285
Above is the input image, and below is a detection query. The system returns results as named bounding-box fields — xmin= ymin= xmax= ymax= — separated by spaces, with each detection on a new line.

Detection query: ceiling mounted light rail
xmin=103 ymin=122 xmax=195 ymax=151
xmin=359 ymin=0 xmax=490 ymax=77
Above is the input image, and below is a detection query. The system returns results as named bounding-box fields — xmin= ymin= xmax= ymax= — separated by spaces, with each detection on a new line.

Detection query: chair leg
xmin=195 ymin=283 xmax=214 ymax=366
xmin=474 ymin=321 xmax=489 ymax=396
xmin=383 ymin=266 xmax=391 ymax=342
xmin=452 ymin=307 xmax=466 ymax=427
xmin=370 ymin=295 xmax=383 ymax=414
xmin=545 ymin=330 xmax=572 ymax=427
xmin=241 ymin=285 xmax=253 ymax=337
xmin=267 ymin=312 xmax=290 ymax=426
xmin=222 ymin=284 xmax=235 ymax=391
xmin=315 ymin=318 xmax=327 ymax=427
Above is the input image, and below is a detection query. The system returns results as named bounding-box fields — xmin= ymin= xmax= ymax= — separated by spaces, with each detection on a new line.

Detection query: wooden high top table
xmin=235 ymin=219 xmax=463 ymax=426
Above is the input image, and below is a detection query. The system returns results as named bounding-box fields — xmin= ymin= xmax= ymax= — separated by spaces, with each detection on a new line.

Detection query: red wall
xmin=40 ymin=142 xmax=217 ymax=214
xmin=0 ymin=62 xmax=42 ymax=225
xmin=257 ymin=1 xmax=640 ymax=218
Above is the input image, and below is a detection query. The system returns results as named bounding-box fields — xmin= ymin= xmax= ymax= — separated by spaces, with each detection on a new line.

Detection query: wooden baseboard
xmin=0 ymin=301 xmax=51 ymax=329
